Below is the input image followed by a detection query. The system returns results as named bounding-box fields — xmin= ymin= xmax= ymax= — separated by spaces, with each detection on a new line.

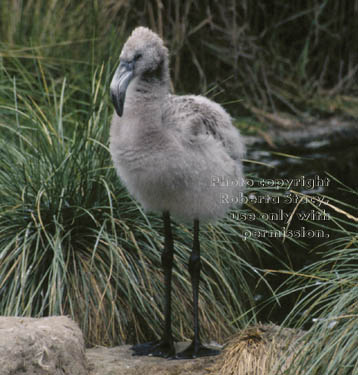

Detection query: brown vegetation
xmin=210 ymin=324 xmax=304 ymax=375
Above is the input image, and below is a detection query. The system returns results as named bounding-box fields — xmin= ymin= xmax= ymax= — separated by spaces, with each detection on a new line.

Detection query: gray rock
xmin=0 ymin=316 xmax=88 ymax=375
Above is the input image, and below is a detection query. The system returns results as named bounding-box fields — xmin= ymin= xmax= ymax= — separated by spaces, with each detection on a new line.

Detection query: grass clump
xmin=210 ymin=324 xmax=304 ymax=375
xmin=272 ymin=184 xmax=358 ymax=374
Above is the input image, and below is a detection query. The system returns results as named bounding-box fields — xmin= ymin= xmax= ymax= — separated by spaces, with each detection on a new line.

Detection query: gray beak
xmin=110 ymin=61 xmax=134 ymax=117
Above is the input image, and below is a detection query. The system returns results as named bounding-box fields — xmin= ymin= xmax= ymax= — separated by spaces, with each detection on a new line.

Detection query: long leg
xmin=162 ymin=210 xmax=175 ymax=346
xmin=131 ymin=211 xmax=175 ymax=358
xmin=175 ymin=219 xmax=220 ymax=359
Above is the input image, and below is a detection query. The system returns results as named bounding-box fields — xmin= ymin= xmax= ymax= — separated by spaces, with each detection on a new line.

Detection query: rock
xmin=87 ymin=342 xmax=219 ymax=375
xmin=0 ymin=316 xmax=88 ymax=375
xmin=245 ymin=118 xmax=358 ymax=152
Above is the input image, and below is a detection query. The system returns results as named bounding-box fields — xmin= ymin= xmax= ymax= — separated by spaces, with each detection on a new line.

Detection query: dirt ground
xmin=87 ymin=343 xmax=218 ymax=375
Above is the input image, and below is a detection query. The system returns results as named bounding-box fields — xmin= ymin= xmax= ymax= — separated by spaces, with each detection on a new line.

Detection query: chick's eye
xmin=134 ymin=53 xmax=142 ymax=61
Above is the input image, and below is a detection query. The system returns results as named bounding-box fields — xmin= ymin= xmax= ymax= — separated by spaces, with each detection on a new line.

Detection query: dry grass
xmin=209 ymin=324 xmax=304 ymax=375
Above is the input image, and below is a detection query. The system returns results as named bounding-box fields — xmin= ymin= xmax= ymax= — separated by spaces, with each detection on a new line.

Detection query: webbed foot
xmin=174 ymin=341 xmax=220 ymax=359
xmin=131 ymin=339 xmax=175 ymax=358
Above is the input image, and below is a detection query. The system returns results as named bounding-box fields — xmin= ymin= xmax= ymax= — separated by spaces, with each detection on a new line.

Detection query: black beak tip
xmin=110 ymin=62 xmax=134 ymax=118
xmin=110 ymin=90 xmax=124 ymax=117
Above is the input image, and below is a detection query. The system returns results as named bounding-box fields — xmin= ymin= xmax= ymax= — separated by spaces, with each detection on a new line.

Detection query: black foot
xmin=174 ymin=341 xmax=220 ymax=359
xmin=131 ymin=339 xmax=175 ymax=358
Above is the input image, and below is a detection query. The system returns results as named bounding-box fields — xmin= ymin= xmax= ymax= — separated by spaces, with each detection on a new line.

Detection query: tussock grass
xmin=210 ymin=324 xmax=304 ymax=375
xmin=209 ymin=184 xmax=358 ymax=374
xmin=272 ymin=184 xmax=358 ymax=374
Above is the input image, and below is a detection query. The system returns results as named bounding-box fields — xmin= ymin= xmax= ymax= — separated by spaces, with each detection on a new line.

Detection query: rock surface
xmin=0 ymin=316 xmax=88 ymax=375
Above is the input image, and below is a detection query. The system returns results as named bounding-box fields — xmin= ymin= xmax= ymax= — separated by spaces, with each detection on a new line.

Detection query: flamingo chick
xmin=109 ymin=26 xmax=245 ymax=359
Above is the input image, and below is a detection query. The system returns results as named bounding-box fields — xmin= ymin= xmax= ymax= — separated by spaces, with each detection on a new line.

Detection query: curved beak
xmin=110 ymin=61 xmax=134 ymax=117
